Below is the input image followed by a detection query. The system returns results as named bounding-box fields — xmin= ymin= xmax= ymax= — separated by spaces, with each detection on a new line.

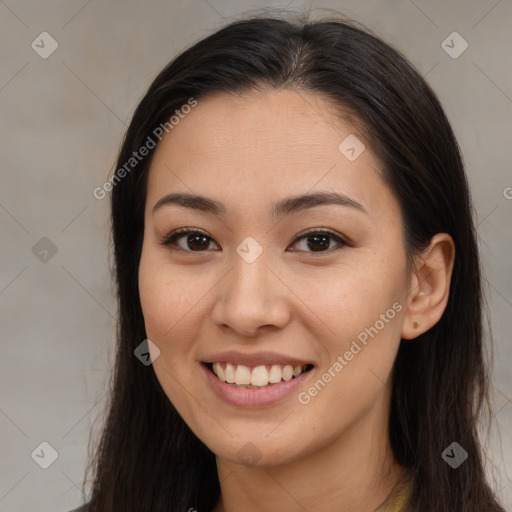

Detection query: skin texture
xmin=138 ymin=88 xmax=455 ymax=512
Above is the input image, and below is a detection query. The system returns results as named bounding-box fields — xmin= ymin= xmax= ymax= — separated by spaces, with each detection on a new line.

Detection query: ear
xmin=401 ymin=233 xmax=455 ymax=340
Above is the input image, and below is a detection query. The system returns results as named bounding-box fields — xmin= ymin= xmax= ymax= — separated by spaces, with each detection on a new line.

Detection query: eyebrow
xmin=151 ymin=191 xmax=367 ymax=218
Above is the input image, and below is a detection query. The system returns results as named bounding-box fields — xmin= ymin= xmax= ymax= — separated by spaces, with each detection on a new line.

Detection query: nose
xmin=210 ymin=248 xmax=291 ymax=337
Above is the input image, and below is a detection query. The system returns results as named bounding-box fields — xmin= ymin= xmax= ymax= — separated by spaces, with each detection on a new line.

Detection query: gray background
xmin=0 ymin=1 xmax=511 ymax=511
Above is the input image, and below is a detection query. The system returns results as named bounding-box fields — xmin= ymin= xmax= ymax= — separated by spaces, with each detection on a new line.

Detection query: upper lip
xmin=201 ymin=350 xmax=314 ymax=368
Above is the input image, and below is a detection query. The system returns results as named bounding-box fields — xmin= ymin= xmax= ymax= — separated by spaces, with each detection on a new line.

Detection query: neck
xmin=213 ymin=396 xmax=406 ymax=512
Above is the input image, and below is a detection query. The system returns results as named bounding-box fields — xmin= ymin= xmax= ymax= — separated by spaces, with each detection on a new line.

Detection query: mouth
xmin=203 ymin=362 xmax=315 ymax=389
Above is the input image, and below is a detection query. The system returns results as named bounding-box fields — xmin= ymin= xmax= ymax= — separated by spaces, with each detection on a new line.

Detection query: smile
xmin=208 ymin=362 xmax=314 ymax=388
xmin=201 ymin=360 xmax=315 ymax=407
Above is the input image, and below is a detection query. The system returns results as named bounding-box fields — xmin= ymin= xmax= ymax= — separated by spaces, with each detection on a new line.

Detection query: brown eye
xmin=161 ymin=228 xmax=219 ymax=252
xmin=288 ymin=229 xmax=348 ymax=253
xmin=160 ymin=228 xmax=348 ymax=254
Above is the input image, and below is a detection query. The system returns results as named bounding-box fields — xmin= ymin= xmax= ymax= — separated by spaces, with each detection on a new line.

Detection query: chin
xmin=207 ymin=434 xmax=304 ymax=468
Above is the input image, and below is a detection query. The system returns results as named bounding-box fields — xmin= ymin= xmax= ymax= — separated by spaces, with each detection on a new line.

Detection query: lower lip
xmin=201 ymin=363 xmax=313 ymax=407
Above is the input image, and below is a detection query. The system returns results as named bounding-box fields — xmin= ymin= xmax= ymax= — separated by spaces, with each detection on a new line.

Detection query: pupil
xmin=307 ymin=234 xmax=330 ymax=251
xmin=188 ymin=234 xmax=209 ymax=251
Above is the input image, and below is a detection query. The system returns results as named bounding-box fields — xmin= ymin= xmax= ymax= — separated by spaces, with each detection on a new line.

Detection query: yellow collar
xmin=374 ymin=472 xmax=412 ymax=512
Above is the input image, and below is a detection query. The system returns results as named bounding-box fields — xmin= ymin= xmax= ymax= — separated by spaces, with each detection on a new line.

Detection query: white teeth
xmin=213 ymin=362 xmax=225 ymax=381
xmin=224 ymin=362 xmax=235 ymax=383
xmin=268 ymin=365 xmax=282 ymax=383
xmin=282 ymin=365 xmax=294 ymax=381
xmin=251 ymin=366 xmax=269 ymax=386
xmin=211 ymin=362 xmax=309 ymax=387
xmin=234 ymin=365 xmax=251 ymax=385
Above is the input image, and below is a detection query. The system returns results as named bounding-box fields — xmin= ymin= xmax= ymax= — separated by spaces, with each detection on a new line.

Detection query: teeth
xmin=268 ymin=365 xmax=282 ymax=383
xmin=211 ymin=362 xmax=309 ymax=387
xmin=251 ymin=366 xmax=268 ymax=386
xmin=234 ymin=365 xmax=251 ymax=385
xmin=213 ymin=362 xmax=225 ymax=381
xmin=225 ymin=362 xmax=235 ymax=383
xmin=282 ymin=365 xmax=293 ymax=381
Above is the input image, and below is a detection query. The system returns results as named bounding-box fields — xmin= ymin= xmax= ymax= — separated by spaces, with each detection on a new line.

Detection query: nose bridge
xmin=211 ymin=241 xmax=289 ymax=334
xmin=230 ymin=244 xmax=269 ymax=299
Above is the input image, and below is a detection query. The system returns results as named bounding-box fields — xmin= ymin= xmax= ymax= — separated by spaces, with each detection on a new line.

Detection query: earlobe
xmin=401 ymin=233 xmax=455 ymax=340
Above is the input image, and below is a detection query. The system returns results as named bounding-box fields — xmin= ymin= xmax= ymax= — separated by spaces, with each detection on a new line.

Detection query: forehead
xmin=145 ymin=88 xmax=393 ymax=219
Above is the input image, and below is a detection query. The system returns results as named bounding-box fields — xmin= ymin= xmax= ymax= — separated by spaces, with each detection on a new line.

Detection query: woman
xmin=73 ymin=14 xmax=506 ymax=512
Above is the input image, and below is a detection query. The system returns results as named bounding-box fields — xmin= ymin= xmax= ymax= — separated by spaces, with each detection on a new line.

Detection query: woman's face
xmin=139 ymin=88 xmax=411 ymax=467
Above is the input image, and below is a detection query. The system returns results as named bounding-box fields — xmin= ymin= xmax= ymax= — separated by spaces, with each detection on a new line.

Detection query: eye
xmin=288 ymin=228 xmax=349 ymax=253
xmin=159 ymin=227 xmax=219 ymax=252
xmin=160 ymin=227 xmax=349 ymax=254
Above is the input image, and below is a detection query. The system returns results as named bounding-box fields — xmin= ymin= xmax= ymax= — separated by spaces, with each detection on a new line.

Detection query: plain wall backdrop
xmin=0 ymin=1 xmax=511 ymax=510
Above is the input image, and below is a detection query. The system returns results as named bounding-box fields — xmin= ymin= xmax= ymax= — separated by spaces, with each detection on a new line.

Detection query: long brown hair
xmin=82 ymin=14 xmax=506 ymax=511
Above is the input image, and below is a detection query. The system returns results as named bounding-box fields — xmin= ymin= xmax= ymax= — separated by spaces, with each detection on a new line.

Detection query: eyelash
xmin=159 ymin=227 xmax=350 ymax=254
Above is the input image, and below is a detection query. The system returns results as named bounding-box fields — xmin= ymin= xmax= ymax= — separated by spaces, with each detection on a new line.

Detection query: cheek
xmin=138 ymin=264 xmax=172 ymax=338
xmin=296 ymin=257 xmax=407 ymax=400
xmin=138 ymin=256 xmax=200 ymax=409
xmin=297 ymin=258 xmax=404 ymax=336
xmin=138 ymin=251 xmax=202 ymax=340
